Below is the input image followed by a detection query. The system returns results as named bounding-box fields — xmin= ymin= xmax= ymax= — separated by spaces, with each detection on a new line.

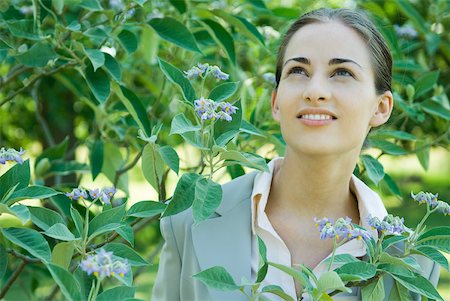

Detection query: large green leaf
xmin=389 ymin=274 xmax=443 ymax=301
xmin=85 ymin=48 xmax=105 ymax=71
xmin=6 ymin=186 xmax=60 ymax=205
xmin=369 ymin=139 xmax=407 ymax=155
xmin=388 ymin=281 xmax=413 ymax=301
xmin=84 ymin=63 xmax=110 ymax=103
xmin=361 ymin=276 xmax=385 ymax=301
xmin=360 ymin=154 xmax=385 ymax=185
xmin=193 ymin=266 xmax=239 ymax=291
xmin=220 ymin=150 xmax=269 ymax=172
xmin=115 ymin=223 xmax=134 ymax=246
xmin=103 ymin=53 xmax=122 ymax=82
xmin=118 ymin=29 xmax=138 ymax=53
xmin=90 ymin=139 xmax=103 ymax=180
xmin=127 ymin=201 xmax=166 ymax=218
xmin=101 ymin=143 xmax=128 ymax=193
xmin=208 ymin=82 xmax=239 ymax=102
xmin=148 ymin=17 xmax=201 ymax=53
xmin=383 ymin=173 xmax=401 ymax=196
xmin=162 ymin=173 xmax=200 ymax=217
xmin=16 ymin=42 xmax=58 ymax=67
xmin=96 ymin=286 xmax=136 ymax=301
xmin=35 ymin=137 xmax=68 ymax=167
xmin=47 ymin=161 xmax=89 ymax=176
xmin=395 ymin=0 xmax=427 ymax=34
xmin=70 ymin=206 xmax=84 ymax=237
xmin=142 ymin=143 xmax=165 ymax=192
xmin=158 ymin=145 xmax=179 ymax=175
xmin=261 ymin=285 xmax=294 ymax=301
xmin=46 ymin=263 xmax=82 ymax=301
xmin=192 ymin=178 xmax=223 ymax=223
xmin=113 ymin=84 xmax=152 ymax=136
xmin=202 ymin=19 xmax=236 ymax=64
xmin=52 ymin=241 xmax=75 ymax=269
xmin=169 ymin=113 xmax=201 ymax=136
xmin=415 ymin=246 xmax=449 ymax=271
xmin=417 ymin=226 xmax=450 ymax=252
xmin=268 ymin=262 xmax=311 ymax=290
xmin=168 ymin=0 xmax=186 ymax=14
xmin=29 ymin=206 xmax=65 ymax=231
xmin=88 ymin=204 xmax=126 ymax=237
xmin=44 ymin=223 xmax=78 ymax=241
xmin=6 ymin=20 xmax=41 ymax=40
xmin=1 ymin=227 xmax=51 ymax=262
xmin=103 ymin=243 xmax=148 ymax=266
xmin=157 ymin=58 xmax=196 ymax=102
xmin=413 ymin=71 xmax=439 ymax=98
xmin=7 ymin=204 xmax=30 ymax=224
xmin=421 ymin=99 xmax=450 ymax=121
xmin=335 ymin=261 xmax=376 ymax=282
xmin=0 ymin=159 xmax=30 ymax=202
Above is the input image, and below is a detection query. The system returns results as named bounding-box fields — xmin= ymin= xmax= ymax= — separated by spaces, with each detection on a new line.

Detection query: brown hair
xmin=275 ymin=8 xmax=392 ymax=95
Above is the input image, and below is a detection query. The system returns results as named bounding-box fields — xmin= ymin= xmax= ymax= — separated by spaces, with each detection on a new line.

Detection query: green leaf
xmin=415 ymin=139 xmax=430 ymax=170
xmin=142 ymin=143 xmax=165 ymax=192
xmin=103 ymin=243 xmax=148 ymax=266
xmin=382 ymin=235 xmax=408 ymax=250
xmin=220 ymin=150 xmax=269 ymax=172
xmin=101 ymin=143 xmax=128 ymax=194
xmin=361 ymin=276 xmax=385 ymax=301
xmin=202 ymin=19 xmax=236 ymax=64
xmin=85 ymin=48 xmax=105 ymax=71
xmin=90 ymin=139 xmax=103 ymax=180
xmin=118 ymin=30 xmax=138 ymax=53
xmin=157 ymin=58 xmax=196 ymax=102
xmin=417 ymin=227 xmax=450 ymax=252
xmin=97 ymin=286 xmax=136 ymax=301
xmin=317 ymin=270 xmax=351 ymax=294
xmin=261 ymin=285 xmax=295 ymax=301
xmin=0 ymin=244 xmax=7 ymax=279
xmin=80 ymin=0 xmax=102 ymax=11
xmin=383 ymin=173 xmax=401 ymax=196
xmin=192 ymin=178 xmax=223 ymax=223
xmin=29 ymin=206 xmax=65 ymax=231
xmin=369 ymin=139 xmax=407 ymax=155
xmin=44 ymin=223 xmax=77 ymax=241
xmin=168 ymin=0 xmax=186 ymax=14
xmin=83 ymin=27 xmax=108 ymax=45
xmin=6 ymin=20 xmax=41 ymax=40
xmin=70 ymin=206 xmax=84 ymax=237
xmin=414 ymin=71 xmax=439 ymax=98
xmin=395 ymin=0 xmax=427 ymax=34
xmin=88 ymin=223 xmax=122 ymax=242
xmin=193 ymin=266 xmax=239 ymax=291
xmin=335 ymin=261 xmax=376 ymax=282
xmin=170 ymin=113 xmax=201 ymax=135
xmin=6 ymin=186 xmax=60 ymax=204
xmin=46 ymin=263 xmax=82 ymax=301
xmin=158 ymin=145 xmax=179 ymax=175
xmin=128 ymin=201 xmax=166 ymax=218
xmin=389 ymin=281 xmax=413 ymax=301
xmin=323 ymin=254 xmax=360 ymax=265
xmin=148 ymin=17 xmax=201 ymax=53
xmin=389 ymin=274 xmax=443 ymax=301
xmin=16 ymin=42 xmax=58 ymax=67
xmin=103 ymin=53 xmax=122 ymax=82
xmin=115 ymin=223 xmax=134 ymax=246
xmin=52 ymin=242 xmax=75 ymax=269
xmin=47 ymin=161 xmax=90 ymax=175
xmin=8 ymin=204 xmax=30 ymax=224
xmin=240 ymin=120 xmax=265 ymax=137
xmin=360 ymin=154 xmax=385 ymax=185
xmin=208 ymin=82 xmax=239 ymax=102
xmin=113 ymin=84 xmax=152 ymax=136
xmin=84 ymin=63 xmax=110 ymax=103
xmin=88 ymin=204 xmax=126 ymax=237
xmin=0 ymin=159 xmax=30 ymax=202
xmin=52 ymin=0 xmax=64 ymax=14
xmin=1 ymin=227 xmax=51 ymax=262
xmin=162 ymin=173 xmax=200 ymax=217
xmin=268 ymin=262 xmax=311 ymax=290
xmin=216 ymin=130 xmax=239 ymax=147
xmin=378 ymin=253 xmax=421 ymax=273
xmin=421 ymin=99 xmax=450 ymax=121
xmin=415 ymin=246 xmax=449 ymax=271
xmin=0 ymin=183 xmax=19 ymax=203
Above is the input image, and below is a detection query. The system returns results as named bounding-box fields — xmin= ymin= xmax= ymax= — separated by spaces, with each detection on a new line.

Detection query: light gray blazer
xmin=151 ymin=172 xmax=440 ymax=301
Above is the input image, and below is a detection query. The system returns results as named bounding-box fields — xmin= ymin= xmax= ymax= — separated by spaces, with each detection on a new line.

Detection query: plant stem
xmin=328 ymin=238 xmax=337 ymax=271
xmin=0 ymin=260 xmax=26 ymax=298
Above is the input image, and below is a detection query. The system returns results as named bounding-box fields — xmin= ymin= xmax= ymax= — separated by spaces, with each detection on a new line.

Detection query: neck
xmin=267 ymin=148 xmax=360 ymax=221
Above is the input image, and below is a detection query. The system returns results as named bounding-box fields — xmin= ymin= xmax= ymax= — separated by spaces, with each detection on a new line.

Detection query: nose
xmin=302 ymin=75 xmax=331 ymax=102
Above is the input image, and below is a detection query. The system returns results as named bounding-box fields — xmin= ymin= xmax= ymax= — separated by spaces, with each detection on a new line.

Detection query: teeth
xmin=301 ymin=114 xmax=333 ymax=120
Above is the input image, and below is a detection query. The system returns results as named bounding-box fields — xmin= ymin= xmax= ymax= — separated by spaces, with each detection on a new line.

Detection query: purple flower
xmin=314 ymin=217 xmax=333 ymax=233
xmin=197 ymin=63 xmax=209 ymax=73
xmin=89 ymin=188 xmax=101 ymax=199
xmin=79 ymin=256 xmax=99 ymax=276
xmin=79 ymin=248 xmax=129 ymax=280
xmin=411 ymin=192 xmax=439 ymax=209
xmin=334 ymin=217 xmax=352 ymax=239
xmin=349 ymin=228 xmax=371 ymax=241
xmin=0 ymin=147 xmax=26 ymax=164
xmin=368 ymin=214 xmax=408 ymax=235
xmin=103 ymin=187 xmax=117 ymax=198
xmin=100 ymin=192 xmax=111 ymax=205
xmin=113 ymin=259 xmax=130 ymax=277
xmin=184 ymin=66 xmax=204 ymax=80
xmin=436 ymin=201 xmax=450 ymax=216
xmin=394 ymin=24 xmax=418 ymax=39
xmin=210 ymin=66 xmax=229 ymax=80
xmin=218 ymin=102 xmax=238 ymax=115
xmin=65 ymin=186 xmax=88 ymax=201
xmin=262 ymin=72 xmax=276 ymax=84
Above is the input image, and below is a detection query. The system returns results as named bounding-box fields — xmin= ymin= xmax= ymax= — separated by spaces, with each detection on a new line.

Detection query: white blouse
xmin=250 ymin=157 xmax=387 ymax=300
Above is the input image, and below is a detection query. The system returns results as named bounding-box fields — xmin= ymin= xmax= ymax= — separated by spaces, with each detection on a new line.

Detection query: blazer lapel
xmin=191 ymin=172 xmax=257 ymax=300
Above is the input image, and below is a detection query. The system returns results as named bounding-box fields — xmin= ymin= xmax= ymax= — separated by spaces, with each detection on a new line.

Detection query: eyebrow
xmin=284 ymin=57 xmax=363 ymax=69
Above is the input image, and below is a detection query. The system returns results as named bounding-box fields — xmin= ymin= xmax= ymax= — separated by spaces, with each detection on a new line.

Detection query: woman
xmin=152 ymin=8 xmax=440 ymax=301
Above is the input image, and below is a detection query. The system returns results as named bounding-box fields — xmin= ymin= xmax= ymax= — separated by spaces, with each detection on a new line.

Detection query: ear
xmin=271 ymin=90 xmax=281 ymax=122
xmin=370 ymin=91 xmax=393 ymax=127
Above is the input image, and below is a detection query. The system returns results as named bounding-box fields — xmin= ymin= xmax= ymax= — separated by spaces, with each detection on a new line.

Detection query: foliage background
xmin=0 ymin=0 xmax=449 ymax=299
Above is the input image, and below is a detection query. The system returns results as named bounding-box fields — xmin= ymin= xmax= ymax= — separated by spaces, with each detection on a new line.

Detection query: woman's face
xmin=272 ymin=21 xmax=393 ymax=157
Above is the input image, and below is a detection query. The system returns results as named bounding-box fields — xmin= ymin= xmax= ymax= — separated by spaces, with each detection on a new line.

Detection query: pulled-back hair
xmin=275 ymin=8 xmax=392 ymax=95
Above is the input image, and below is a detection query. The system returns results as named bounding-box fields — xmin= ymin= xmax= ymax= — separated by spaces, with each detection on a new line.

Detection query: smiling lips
xmin=297 ymin=110 xmax=337 ymax=126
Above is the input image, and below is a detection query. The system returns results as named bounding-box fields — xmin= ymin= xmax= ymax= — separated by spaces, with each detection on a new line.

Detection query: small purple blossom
xmin=436 ymin=201 xmax=450 ymax=216
xmin=218 ymin=102 xmax=238 ymax=115
xmin=0 ymin=147 xmax=26 ymax=164
xmin=210 ymin=66 xmax=229 ymax=80
xmin=367 ymin=214 xmax=408 ymax=235
xmin=314 ymin=216 xmax=372 ymax=241
xmin=65 ymin=186 xmax=88 ymax=201
xmin=103 ymin=186 xmax=117 ymax=198
xmin=184 ymin=63 xmax=229 ymax=81
xmin=394 ymin=24 xmax=418 ymax=39
xmin=194 ymin=97 xmax=238 ymax=122
xmin=349 ymin=228 xmax=371 ymax=241
xmin=262 ymin=72 xmax=276 ymax=84
xmin=411 ymin=192 xmax=439 ymax=209
xmin=80 ymin=248 xmax=130 ymax=279
xmin=184 ymin=66 xmax=204 ymax=80
xmin=314 ymin=217 xmax=333 ymax=233
xmin=89 ymin=188 xmax=101 ymax=199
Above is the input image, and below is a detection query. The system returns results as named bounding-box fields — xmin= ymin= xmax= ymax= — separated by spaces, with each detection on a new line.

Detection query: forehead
xmin=284 ymin=21 xmax=372 ymax=67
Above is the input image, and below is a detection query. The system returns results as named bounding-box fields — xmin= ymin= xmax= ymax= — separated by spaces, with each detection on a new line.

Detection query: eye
xmin=333 ymin=68 xmax=354 ymax=77
xmin=288 ymin=66 xmax=308 ymax=76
